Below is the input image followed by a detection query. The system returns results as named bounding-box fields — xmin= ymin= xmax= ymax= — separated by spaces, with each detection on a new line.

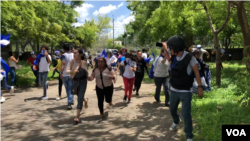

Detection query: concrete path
xmin=1 ymin=72 xmax=184 ymax=141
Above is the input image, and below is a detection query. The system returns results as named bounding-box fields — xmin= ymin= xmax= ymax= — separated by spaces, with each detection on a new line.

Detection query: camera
xmin=156 ymin=42 xmax=163 ymax=47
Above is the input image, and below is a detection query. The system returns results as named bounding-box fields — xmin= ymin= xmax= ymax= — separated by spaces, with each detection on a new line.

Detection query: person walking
xmin=133 ymin=50 xmax=149 ymax=96
xmin=27 ymin=51 xmax=39 ymax=86
xmin=117 ymin=52 xmax=137 ymax=103
xmin=153 ymin=48 xmax=170 ymax=107
xmin=163 ymin=35 xmax=203 ymax=141
xmin=8 ymin=51 xmax=19 ymax=87
xmin=88 ymin=57 xmax=116 ymax=119
xmin=60 ymin=44 xmax=74 ymax=109
xmin=51 ymin=53 xmax=59 ymax=78
xmin=53 ymin=50 xmax=64 ymax=100
xmin=33 ymin=45 xmax=52 ymax=100
xmin=66 ymin=48 xmax=89 ymax=125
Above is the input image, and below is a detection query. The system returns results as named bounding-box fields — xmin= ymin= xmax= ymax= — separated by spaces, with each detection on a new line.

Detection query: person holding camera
xmin=152 ymin=48 xmax=170 ymax=106
xmin=160 ymin=35 xmax=203 ymax=141
xmin=8 ymin=51 xmax=19 ymax=87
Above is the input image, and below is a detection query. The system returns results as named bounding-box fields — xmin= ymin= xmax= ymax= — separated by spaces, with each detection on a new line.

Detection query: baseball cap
xmin=31 ymin=51 xmax=35 ymax=55
xmin=196 ymin=44 xmax=202 ymax=49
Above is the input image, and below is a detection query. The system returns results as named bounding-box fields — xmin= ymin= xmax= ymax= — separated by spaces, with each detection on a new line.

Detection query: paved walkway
xmin=1 ymin=73 xmax=184 ymax=141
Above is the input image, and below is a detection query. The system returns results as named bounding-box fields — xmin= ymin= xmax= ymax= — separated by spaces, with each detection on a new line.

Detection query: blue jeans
xmin=39 ymin=72 xmax=48 ymax=97
xmin=169 ymin=91 xmax=193 ymax=139
xmin=62 ymin=76 xmax=74 ymax=105
xmin=9 ymin=67 xmax=17 ymax=86
xmin=153 ymin=77 xmax=169 ymax=104
xmin=31 ymin=66 xmax=39 ymax=84
xmin=1 ymin=76 xmax=12 ymax=96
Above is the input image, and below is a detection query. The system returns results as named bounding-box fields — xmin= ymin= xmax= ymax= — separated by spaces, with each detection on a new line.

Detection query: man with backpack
xmin=162 ymin=35 xmax=203 ymax=141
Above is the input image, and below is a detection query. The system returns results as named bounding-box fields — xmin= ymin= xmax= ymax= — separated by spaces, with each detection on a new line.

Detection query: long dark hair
xmin=8 ymin=51 xmax=14 ymax=57
xmin=76 ymin=48 xmax=85 ymax=60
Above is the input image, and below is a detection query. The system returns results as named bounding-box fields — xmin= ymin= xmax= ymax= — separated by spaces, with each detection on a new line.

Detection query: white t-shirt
xmin=153 ymin=56 xmax=170 ymax=77
xmin=192 ymin=48 xmax=207 ymax=60
xmin=142 ymin=53 xmax=147 ymax=59
xmin=39 ymin=55 xmax=51 ymax=72
xmin=121 ymin=58 xmax=137 ymax=79
xmin=61 ymin=52 xmax=74 ymax=77
xmin=106 ymin=56 xmax=117 ymax=66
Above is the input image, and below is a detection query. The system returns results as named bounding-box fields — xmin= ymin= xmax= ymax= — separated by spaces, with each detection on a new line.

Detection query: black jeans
xmin=169 ymin=91 xmax=193 ymax=139
xmin=153 ymin=76 xmax=169 ymax=104
xmin=96 ymin=85 xmax=114 ymax=114
xmin=134 ymin=72 xmax=144 ymax=93
xmin=58 ymin=77 xmax=63 ymax=96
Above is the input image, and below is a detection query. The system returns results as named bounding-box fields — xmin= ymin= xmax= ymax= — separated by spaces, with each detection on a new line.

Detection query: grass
xmin=146 ymin=61 xmax=250 ymax=141
xmin=7 ymin=61 xmax=59 ymax=86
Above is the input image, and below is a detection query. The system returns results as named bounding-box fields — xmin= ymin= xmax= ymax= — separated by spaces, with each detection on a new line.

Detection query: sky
xmin=70 ymin=1 xmax=134 ymax=39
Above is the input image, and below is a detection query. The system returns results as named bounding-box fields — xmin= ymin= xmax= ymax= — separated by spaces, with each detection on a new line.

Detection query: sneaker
xmin=56 ymin=97 xmax=61 ymax=101
xmin=41 ymin=96 xmax=48 ymax=100
xmin=165 ymin=101 xmax=170 ymax=107
xmin=169 ymin=118 xmax=181 ymax=131
xmin=46 ymin=81 xmax=49 ymax=89
xmin=10 ymin=86 xmax=14 ymax=95
xmin=123 ymin=96 xmax=127 ymax=102
xmin=0 ymin=97 xmax=6 ymax=103
xmin=187 ymin=139 xmax=193 ymax=141
xmin=67 ymin=104 xmax=72 ymax=110
xmin=128 ymin=99 xmax=131 ymax=103
xmin=136 ymin=92 xmax=139 ymax=96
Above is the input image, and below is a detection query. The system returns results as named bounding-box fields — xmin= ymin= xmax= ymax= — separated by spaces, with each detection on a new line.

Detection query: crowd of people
xmin=1 ymin=35 xmax=229 ymax=141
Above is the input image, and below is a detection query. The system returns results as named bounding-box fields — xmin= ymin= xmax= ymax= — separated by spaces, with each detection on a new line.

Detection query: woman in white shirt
xmin=8 ymin=51 xmax=19 ymax=86
xmin=153 ymin=48 xmax=170 ymax=107
xmin=106 ymin=51 xmax=117 ymax=67
xmin=117 ymin=52 xmax=137 ymax=103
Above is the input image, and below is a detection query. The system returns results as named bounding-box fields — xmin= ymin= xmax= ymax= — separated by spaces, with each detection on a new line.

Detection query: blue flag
xmin=1 ymin=57 xmax=10 ymax=81
xmin=34 ymin=54 xmax=45 ymax=66
xmin=1 ymin=34 xmax=11 ymax=48
xmin=102 ymin=49 xmax=107 ymax=58
xmin=144 ymin=53 xmax=155 ymax=64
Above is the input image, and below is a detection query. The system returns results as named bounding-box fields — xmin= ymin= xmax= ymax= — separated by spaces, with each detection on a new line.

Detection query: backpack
xmin=148 ymin=55 xmax=162 ymax=79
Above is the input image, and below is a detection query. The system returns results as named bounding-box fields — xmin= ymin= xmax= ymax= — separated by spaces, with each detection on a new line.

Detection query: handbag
xmin=71 ymin=61 xmax=88 ymax=95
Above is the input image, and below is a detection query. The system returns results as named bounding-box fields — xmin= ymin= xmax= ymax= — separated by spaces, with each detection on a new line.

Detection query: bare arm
xmin=206 ymin=51 xmax=210 ymax=58
xmin=11 ymin=56 xmax=19 ymax=63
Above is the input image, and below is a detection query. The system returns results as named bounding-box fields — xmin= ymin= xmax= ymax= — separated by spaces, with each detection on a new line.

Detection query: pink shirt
xmin=91 ymin=68 xmax=116 ymax=89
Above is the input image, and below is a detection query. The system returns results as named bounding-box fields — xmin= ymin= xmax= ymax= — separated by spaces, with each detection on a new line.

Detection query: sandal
xmin=84 ymin=98 xmax=88 ymax=109
xmin=73 ymin=117 xmax=79 ymax=125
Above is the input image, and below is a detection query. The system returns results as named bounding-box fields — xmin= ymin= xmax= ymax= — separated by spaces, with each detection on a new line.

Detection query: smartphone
xmin=156 ymin=42 xmax=163 ymax=48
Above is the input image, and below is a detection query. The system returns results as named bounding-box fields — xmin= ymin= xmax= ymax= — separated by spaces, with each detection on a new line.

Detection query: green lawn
xmin=7 ymin=61 xmax=59 ymax=86
xmin=145 ymin=61 xmax=250 ymax=141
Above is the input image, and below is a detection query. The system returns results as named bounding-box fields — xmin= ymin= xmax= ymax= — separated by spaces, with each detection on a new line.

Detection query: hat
xmin=60 ymin=49 xmax=64 ymax=52
xmin=133 ymin=49 xmax=137 ymax=52
xmin=167 ymin=35 xmax=186 ymax=54
xmin=196 ymin=45 xmax=202 ymax=49
xmin=30 ymin=51 xmax=35 ymax=55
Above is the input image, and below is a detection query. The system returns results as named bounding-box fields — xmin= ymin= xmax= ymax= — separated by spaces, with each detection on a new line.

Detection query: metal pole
xmin=113 ymin=15 xmax=114 ymax=49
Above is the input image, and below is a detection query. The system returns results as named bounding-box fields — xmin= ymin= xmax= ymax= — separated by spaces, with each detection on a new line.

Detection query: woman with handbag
xmin=66 ymin=49 xmax=89 ymax=125
xmin=88 ymin=57 xmax=116 ymax=119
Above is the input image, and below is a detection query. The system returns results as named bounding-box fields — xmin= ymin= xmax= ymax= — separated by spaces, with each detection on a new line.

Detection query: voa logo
xmin=226 ymin=129 xmax=246 ymax=136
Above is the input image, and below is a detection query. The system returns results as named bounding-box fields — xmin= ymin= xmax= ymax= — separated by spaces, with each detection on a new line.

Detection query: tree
xmin=230 ymin=1 xmax=250 ymax=73
xmin=202 ymin=1 xmax=231 ymax=86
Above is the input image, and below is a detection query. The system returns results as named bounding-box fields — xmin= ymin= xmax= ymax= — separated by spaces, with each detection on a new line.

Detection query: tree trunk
xmin=213 ymin=33 xmax=221 ymax=86
xmin=236 ymin=2 xmax=250 ymax=73
xmin=36 ymin=38 xmax=40 ymax=53
xmin=16 ymin=41 xmax=19 ymax=52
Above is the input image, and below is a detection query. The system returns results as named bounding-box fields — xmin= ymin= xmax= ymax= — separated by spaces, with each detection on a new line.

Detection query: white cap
xmin=31 ymin=51 xmax=35 ymax=55
xmin=197 ymin=45 xmax=201 ymax=48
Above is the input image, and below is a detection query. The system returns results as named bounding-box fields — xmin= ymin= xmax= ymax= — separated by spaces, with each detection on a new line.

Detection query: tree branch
xmin=229 ymin=1 xmax=238 ymax=6
xmin=202 ymin=2 xmax=215 ymax=33
xmin=215 ymin=2 xmax=231 ymax=33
